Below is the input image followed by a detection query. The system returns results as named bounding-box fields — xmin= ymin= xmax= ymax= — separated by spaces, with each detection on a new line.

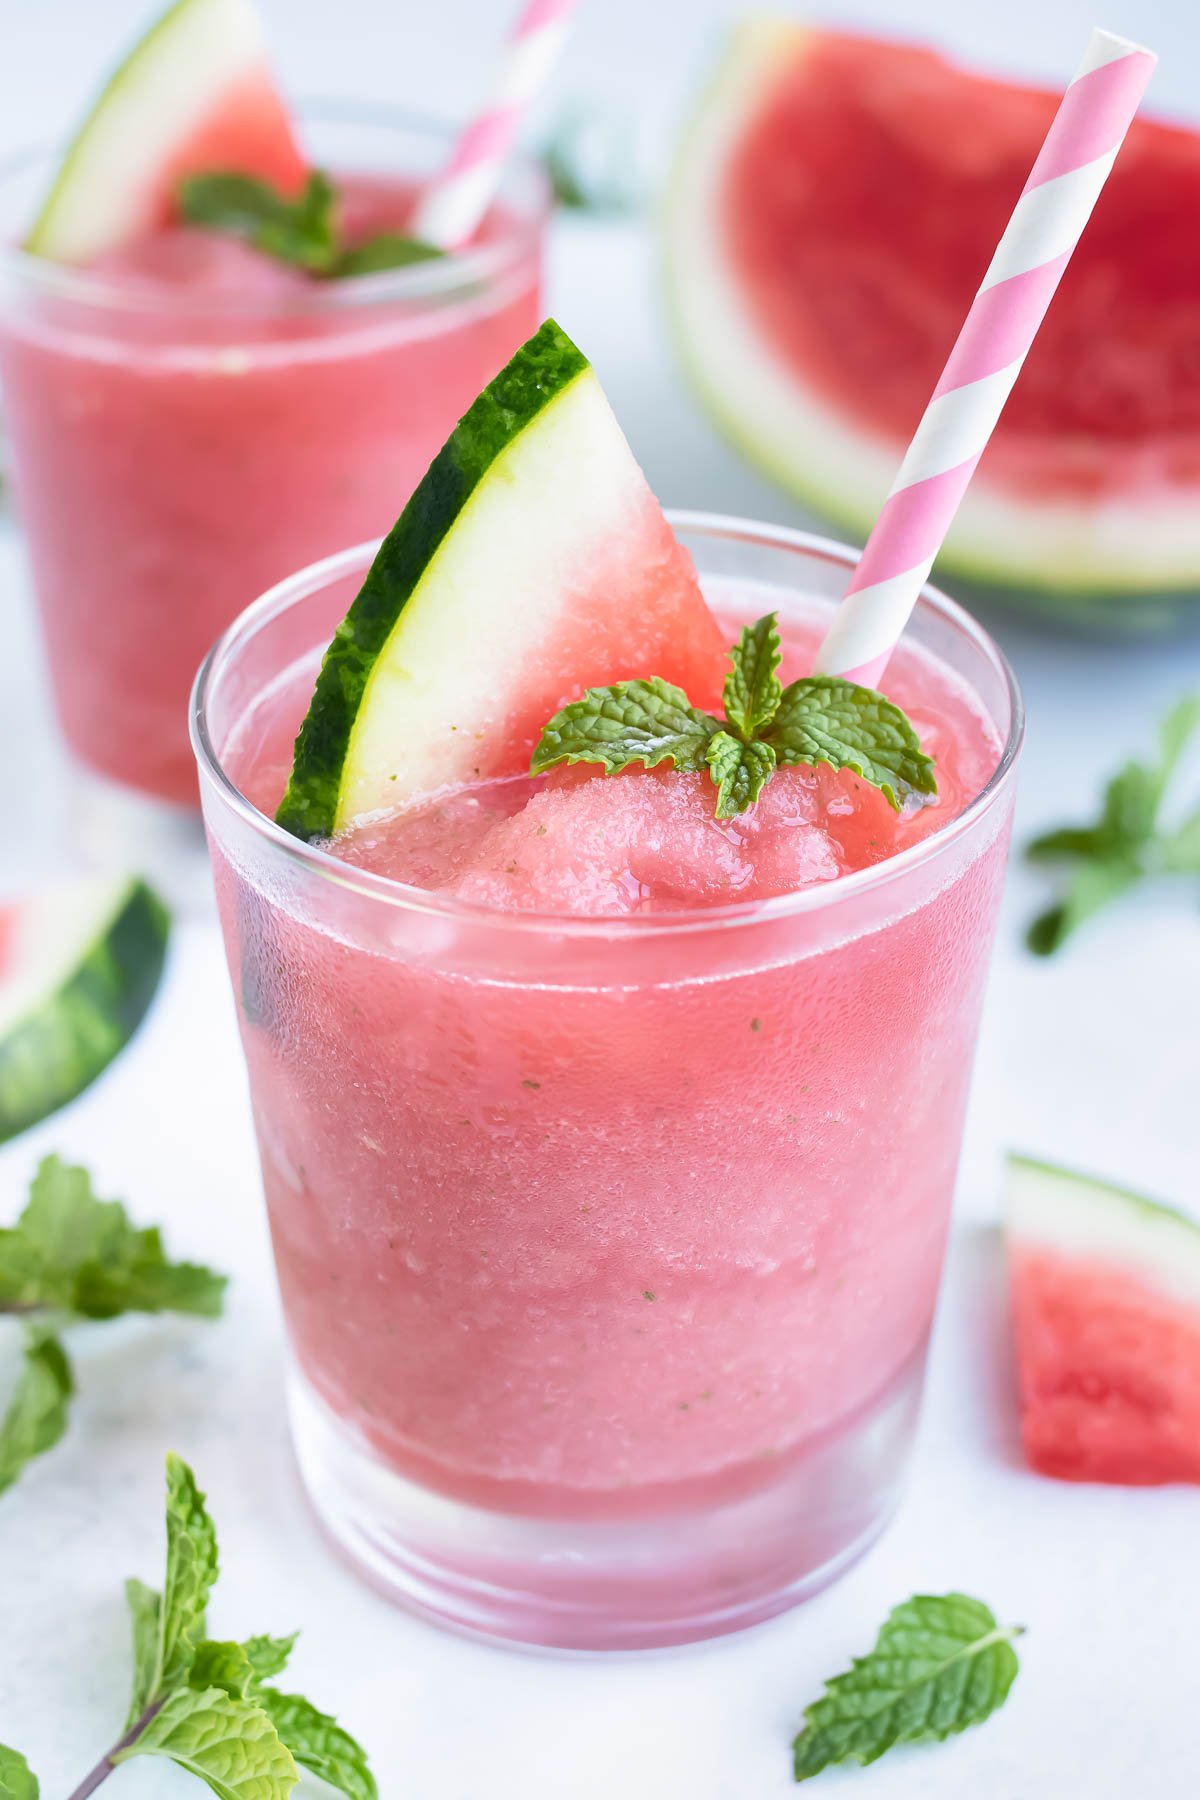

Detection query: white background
xmin=2 ymin=1 xmax=1200 ymax=1796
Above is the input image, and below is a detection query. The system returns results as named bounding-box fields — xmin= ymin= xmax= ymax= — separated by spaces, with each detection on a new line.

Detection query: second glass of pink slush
xmin=0 ymin=112 xmax=545 ymax=814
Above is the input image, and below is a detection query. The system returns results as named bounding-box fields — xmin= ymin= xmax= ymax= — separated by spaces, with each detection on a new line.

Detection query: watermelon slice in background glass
xmin=27 ymin=0 xmax=307 ymax=265
xmin=1006 ymin=1156 xmax=1200 ymax=1486
xmin=664 ymin=19 xmax=1200 ymax=630
xmin=0 ymin=0 xmax=545 ymax=814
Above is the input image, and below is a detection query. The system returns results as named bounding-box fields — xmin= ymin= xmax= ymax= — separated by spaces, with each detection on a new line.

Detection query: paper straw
xmin=814 ymin=28 xmax=1156 ymax=689
xmin=414 ymin=0 xmax=577 ymax=249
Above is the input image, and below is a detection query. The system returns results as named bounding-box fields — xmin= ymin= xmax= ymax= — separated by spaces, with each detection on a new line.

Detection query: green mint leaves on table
xmin=1026 ymin=693 xmax=1200 ymax=954
xmin=0 ymin=1454 xmax=377 ymax=1800
xmin=0 ymin=1745 xmax=39 ymax=1800
xmin=792 ymin=1593 xmax=1023 ymax=1782
xmin=532 ymin=612 xmax=937 ymax=818
xmin=0 ymin=1156 xmax=225 ymax=1496
xmin=177 ymin=170 xmax=443 ymax=279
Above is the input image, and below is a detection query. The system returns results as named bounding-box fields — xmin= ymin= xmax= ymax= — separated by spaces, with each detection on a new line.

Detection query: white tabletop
xmin=3 ymin=1 xmax=1200 ymax=1793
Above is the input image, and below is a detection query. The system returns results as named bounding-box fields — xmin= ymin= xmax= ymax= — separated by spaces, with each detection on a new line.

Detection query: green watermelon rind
xmin=0 ymin=878 xmax=171 ymax=1143
xmin=662 ymin=19 xmax=1200 ymax=605
xmin=276 ymin=320 xmax=593 ymax=842
xmin=1006 ymin=1153 xmax=1200 ymax=1306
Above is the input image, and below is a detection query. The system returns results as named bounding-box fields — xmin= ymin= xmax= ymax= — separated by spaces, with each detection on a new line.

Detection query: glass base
xmin=69 ymin=764 xmax=213 ymax=914
xmin=288 ymin=1352 xmax=925 ymax=1651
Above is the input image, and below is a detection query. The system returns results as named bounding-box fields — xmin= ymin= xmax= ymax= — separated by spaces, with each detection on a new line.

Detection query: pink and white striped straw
xmin=814 ymin=28 xmax=1156 ymax=689
xmin=413 ymin=0 xmax=577 ymax=249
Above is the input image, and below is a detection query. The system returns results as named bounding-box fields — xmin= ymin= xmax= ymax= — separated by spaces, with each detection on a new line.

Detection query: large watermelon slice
xmin=1006 ymin=1156 xmax=1200 ymax=1485
xmin=665 ymin=21 xmax=1200 ymax=601
xmin=277 ymin=319 xmax=729 ymax=839
xmin=28 ymin=0 xmax=306 ymax=264
xmin=0 ymin=876 xmax=170 ymax=1142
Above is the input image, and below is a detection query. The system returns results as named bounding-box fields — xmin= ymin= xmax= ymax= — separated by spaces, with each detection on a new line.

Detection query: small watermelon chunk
xmin=0 ymin=876 xmax=170 ymax=1142
xmin=277 ymin=319 xmax=729 ymax=840
xmin=1006 ymin=1155 xmax=1200 ymax=1486
xmin=28 ymin=0 xmax=306 ymax=265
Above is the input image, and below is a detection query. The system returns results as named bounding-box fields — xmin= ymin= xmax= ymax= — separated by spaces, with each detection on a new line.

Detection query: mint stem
xmin=65 ymin=1706 xmax=161 ymax=1800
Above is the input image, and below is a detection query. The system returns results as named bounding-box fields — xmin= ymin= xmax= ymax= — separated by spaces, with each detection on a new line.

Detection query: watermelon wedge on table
xmin=0 ymin=876 xmax=170 ymax=1142
xmin=28 ymin=0 xmax=306 ymax=264
xmin=1006 ymin=1156 xmax=1200 ymax=1485
xmin=664 ymin=20 xmax=1200 ymax=610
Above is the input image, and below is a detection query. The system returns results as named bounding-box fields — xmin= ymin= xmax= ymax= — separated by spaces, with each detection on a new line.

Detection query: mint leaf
xmin=1025 ymin=824 xmax=1118 ymax=863
xmin=10 ymin=1155 xmax=130 ymax=1306
xmin=257 ymin=1690 xmax=378 ymax=1800
xmin=530 ymin=624 xmax=935 ymax=821
xmin=74 ymin=1243 xmax=226 ymax=1322
xmin=792 ymin=1593 xmax=1023 ymax=1781
xmin=766 ymin=676 xmax=936 ymax=810
xmin=706 ymin=731 xmax=775 ymax=819
xmin=179 ymin=170 xmax=337 ymax=273
xmin=155 ymin=1453 xmax=220 ymax=1693
xmin=179 ymin=169 xmax=444 ymax=282
xmin=0 ymin=1159 xmax=224 ymax=1497
xmin=723 ymin=613 xmax=782 ymax=739
xmin=333 ymin=233 xmax=443 ymax=276
xmin=1026 ymin=856 xmax=1142 ymax=956
xmin=531 ymin=678 xmax=719 ymax=777
xmin=1025 ymin=693 xmax=1199 ymax=951
xmin=0 ymin=1745 xmax=38 ymax=1800
xmin=125 ymin=1577 xmax=162 ymax=1726
xmin=26 ymin=1454 xmax=377 ymax=1799
xmin=1157 ymin=693 xmax=1200 ymax=793
xmin=0 ymin=1332 xmax=72 ymax=1495
xmin=190 ymin=1641 xmax=257 ymax=1700
xmin=1 ymin=1156 xmax=226 ymax=1322
xmin=117 ymin=1687 xmax=298 ymax=1799
xmin=242 ymin=1634 xmax=299 ymax=1685
xmin=1161 ymin=806 xmax=1200 ymax=873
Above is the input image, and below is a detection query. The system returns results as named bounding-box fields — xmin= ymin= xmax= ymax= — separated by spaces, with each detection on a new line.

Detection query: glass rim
xmin=0 ymin=101 xmax=550 ymax=317
xmin=190 ymin=512 xmax=1025 ymax=940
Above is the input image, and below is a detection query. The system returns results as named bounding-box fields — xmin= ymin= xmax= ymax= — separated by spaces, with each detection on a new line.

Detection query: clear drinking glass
xmin=0 ymin=109 xmax=546 ymax=891
xmin=192 ymin=516 xmax=1023 ymax=1650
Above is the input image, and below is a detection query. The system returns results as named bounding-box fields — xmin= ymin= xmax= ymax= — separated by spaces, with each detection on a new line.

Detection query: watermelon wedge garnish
xmin=28 ymin=0 xmax=306 ymax=264
xmin=0 ymin=876 xmax=170 ymax=1142
xmin=1006 ymin=1155 xmax=1200 ymax=1486
xmin=664 ymin=20 xmax=1200 ymax=601
xmin=276 ymin=319 xmax=729 ymax=839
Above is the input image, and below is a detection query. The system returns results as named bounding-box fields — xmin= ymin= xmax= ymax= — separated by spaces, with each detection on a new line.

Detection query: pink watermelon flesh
xmin=160 ymin=69 xmax=307 ymax=221
xmin=1010 ymin=1248 xmax=1200 ymax=1485
xmin=726 ymin=30 xmax=1200 ymax=502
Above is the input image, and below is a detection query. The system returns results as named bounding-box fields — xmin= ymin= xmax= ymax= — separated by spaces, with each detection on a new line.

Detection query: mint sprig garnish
xmin=531 ymin=677 xmax=720 ymax=777
xmin=531 ymin=613 xmax=936 ymax=818
xmin=1026 ymin=693 xmax=1200 ymax=954
xmin=0 ymin=1157 xmax=226 ymax=1497
xmin=0 ymin=1454 xmax=377 ymax=1800
xmin=792 ymin=1593 xmax=1023 ymax=1781
xmin=177 ymin=170 xmax=442 ymax=279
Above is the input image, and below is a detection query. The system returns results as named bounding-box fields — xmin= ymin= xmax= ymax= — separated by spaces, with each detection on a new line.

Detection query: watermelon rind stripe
xmin=275 ymin=318 xmax=591 ymax=843
xmin=0 ymin=878 xmax=171 ymax=1143
xmin=1006 ymin=1153 xmax=1200 ymax=1308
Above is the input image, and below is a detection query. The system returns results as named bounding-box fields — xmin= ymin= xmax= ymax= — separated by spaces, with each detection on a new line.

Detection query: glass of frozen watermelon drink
xmin=0 ymin=0 xmax=546 ymax=852
xmin=192 ymin=323 xmax=1022 ymax=1650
